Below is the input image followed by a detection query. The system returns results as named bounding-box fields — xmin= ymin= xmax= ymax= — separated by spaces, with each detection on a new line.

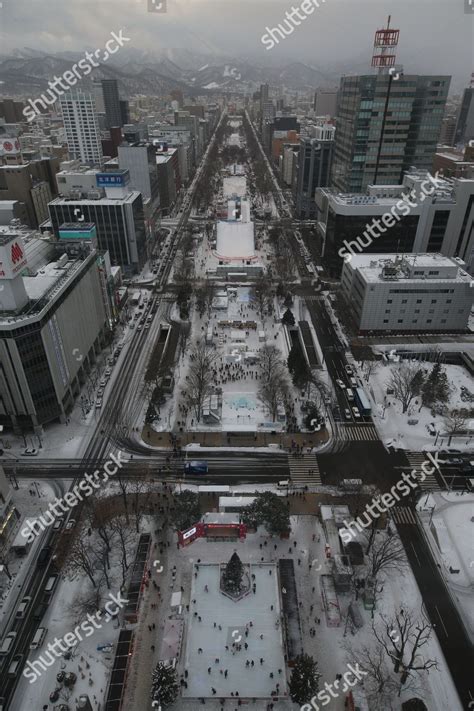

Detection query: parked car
xmin=16 ymin=596 xmax=32 ymax=618
xmin=352 ymin=406 xmax=361 ymax=419
xmin=344 ymin=408 xmax=352 ymax=420
xmin=95 ymin=399 xmax=102 ymax=409
xmin=22 ymin=448 xmax=38 ymax=456
xmin=105 ymin=368 xmax=112 ymax=377
xmin=335 ymin=379 xmax=345 ymax=389
xmin=345 ymin=365 xmax=353 ymax=375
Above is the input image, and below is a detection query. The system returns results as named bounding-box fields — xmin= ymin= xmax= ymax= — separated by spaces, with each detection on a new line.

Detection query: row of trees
xmin=257 ymin=344 xmax=290 ymax=422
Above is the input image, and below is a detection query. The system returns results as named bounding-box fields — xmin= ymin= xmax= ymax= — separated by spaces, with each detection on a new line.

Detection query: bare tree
xmin=96 ymin=534 xmax=115 ymax=590
xmin=443 ymin=409 xmax=467 ymax=445
xmin=386 ymin=362 xmax=424 ymax=414
xmin=179 ymin=322 xmax=191 ymax=359
xmin=342 ymin=639 xmax=399 ymax=710
xmin=258 ymin=344 xmax=290 ymax=421
xmin=373 ymin=607 xmax=439 ymax=686
xmin=110 ymin=515 xmax=136 ymax=587
xmin=364 ymin=531 xmax=408 ymax=582
xmin=362 ymin=359 xmax=380 ymax=382
xmin=183 ymin=340 xmax=219 ymax=422
xmin=65 ymin=531 xmax=100 ymax=588
xmin=67 ymin=581 xmax=106 ymax=620
xmin=252 ymin=271 xmax=273 ymax=319
xmin=195 ymin=280 xmax=214 ymax=319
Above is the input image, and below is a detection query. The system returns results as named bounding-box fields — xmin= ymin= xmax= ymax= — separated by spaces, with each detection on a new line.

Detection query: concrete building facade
xmin=341 ymin=253 xmax=473 ymax=333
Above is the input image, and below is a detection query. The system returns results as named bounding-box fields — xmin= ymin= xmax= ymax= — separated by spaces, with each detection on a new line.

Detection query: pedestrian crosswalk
xmin=402 ymin=451 xmax=441 ymax=491
xmin=288 ymin=453 xmax=322 ymax=486
xmin=337 ymin=423 xmax=380 ymax=441
xmin=391 ymin=506 xmax=417 ymax=525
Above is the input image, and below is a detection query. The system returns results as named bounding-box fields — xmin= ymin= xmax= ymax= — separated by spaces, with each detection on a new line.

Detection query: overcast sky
xmin=0 ymin=0 xmax=472 ymax=89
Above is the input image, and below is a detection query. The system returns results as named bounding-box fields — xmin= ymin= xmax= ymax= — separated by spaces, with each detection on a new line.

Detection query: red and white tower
xmin=371 ymin=15 xmax=400 ymax=74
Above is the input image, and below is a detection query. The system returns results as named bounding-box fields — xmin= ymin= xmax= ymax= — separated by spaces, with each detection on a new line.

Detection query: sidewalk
xmin=141 ymin=427 xmax=329 ymax=450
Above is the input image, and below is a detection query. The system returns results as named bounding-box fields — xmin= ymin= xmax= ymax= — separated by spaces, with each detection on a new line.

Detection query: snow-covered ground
xmin=153 ymin=508 xmax=462 ymax=711
xmin=417 ymin=491 xmax=474 ymax=644
xmin=362 ymin=361 xmax=474 ymax=451
xmin=183 ymin=562 xmax=288 ymax=698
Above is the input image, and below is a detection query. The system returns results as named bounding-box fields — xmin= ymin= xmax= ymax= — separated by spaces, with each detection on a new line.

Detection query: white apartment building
xmin=59 ymin=92 xmax=103 ymax=166
xmin=341 ymin=253 xmax=474 ymax=333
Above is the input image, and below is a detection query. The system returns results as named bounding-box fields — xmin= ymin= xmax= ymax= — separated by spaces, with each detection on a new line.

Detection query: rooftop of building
xmin=215 ymin=220 xmax=255 ymax=260
xmin=347 ymin=253 xmax=472 ymax=284
xmin=49 ymin=190 xmax=140 ymax=206
xmin=0 ymin=229 xmax=97 ymax=326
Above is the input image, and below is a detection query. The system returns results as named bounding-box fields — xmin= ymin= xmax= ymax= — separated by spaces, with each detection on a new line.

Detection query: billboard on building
xmin=0 ymin=235 xmax=28 ymax=279
xmin=96 ymin=171 xmax=130 ymax=188
xmin=58 ymin=223 xmax=97 ymax=241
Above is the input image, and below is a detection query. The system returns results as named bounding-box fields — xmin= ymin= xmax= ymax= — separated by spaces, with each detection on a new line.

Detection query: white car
xmin=95 ymin=399 xmax=103 ymax=409
xmin=345 ymin=365 xmax=353 ymax=376
xmin=352 ymin=406 xmax=361 ymax=419
xmin=105 ymin=368 xmax=112 ymax=377
xmin=335 ymin=379 xmax=345 ymax=389
xmin=22 ymin=448 xmax=38 ymax=457
xmin=344 ymin=408 xmax=352 ymax=420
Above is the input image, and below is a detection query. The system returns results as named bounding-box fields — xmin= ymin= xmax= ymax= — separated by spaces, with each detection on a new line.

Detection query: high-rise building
xmin=0 ymin=99 xmax=25 ymax=123
xmin=260 ymin=84 xmax=269 ymax=114
xmin=454 ymin=84 xmax=474 ymax=146
xmin=295 ymin=126 xmax=335 ymax=219
xmin=59 ymin=92 xmax=103 ymax=166
xmin=48 ymin=171 xmax=146 ymax=273
xmin=119 ymin=100 xmax=130 ymax=127
xmin=0 ymin=158 xmax=59 ymax=227
xmin=439 ymin=115 xmax=457 ymax=146
xmin=313 ymin=89 xmax=338 ymax=118
xmin=0 ymin=229 xmax=109 ymax=430
xmin=316 ymin=169 xmax=474 ymax=276
xmin=331 ymin=74 xmax=450 ymax=192
xmin=101 ymin=79 xmax=122 ymax=129
xmin=118 ymin=143 xmax=159 ymax=202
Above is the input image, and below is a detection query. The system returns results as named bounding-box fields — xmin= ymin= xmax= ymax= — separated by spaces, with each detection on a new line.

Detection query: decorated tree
xmin=289 ymin=653 xmax=320 ymax=705
xmin=222 ymin=552 xmax=244 ymax=594
xmin=151 ymin=662 xmax=179 ymax=707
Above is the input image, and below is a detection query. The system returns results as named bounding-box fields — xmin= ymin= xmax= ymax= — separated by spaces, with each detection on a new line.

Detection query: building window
xmin=402 ymin=299 xmax=407 ymax=304
xmin=416 ymin=299 xmax=422 ymax=303
xmin=387 ymin=299 xmax=393 ymax=304
xmin=412 ymin=319 xmax=417 ymax=323
xmin=383 ymin=319 xmax=389 ymax=323
xmin=397 ymin=319 xmax=403 ymax=323
xmin=427 ymin=319 xmax=432 ymax=323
